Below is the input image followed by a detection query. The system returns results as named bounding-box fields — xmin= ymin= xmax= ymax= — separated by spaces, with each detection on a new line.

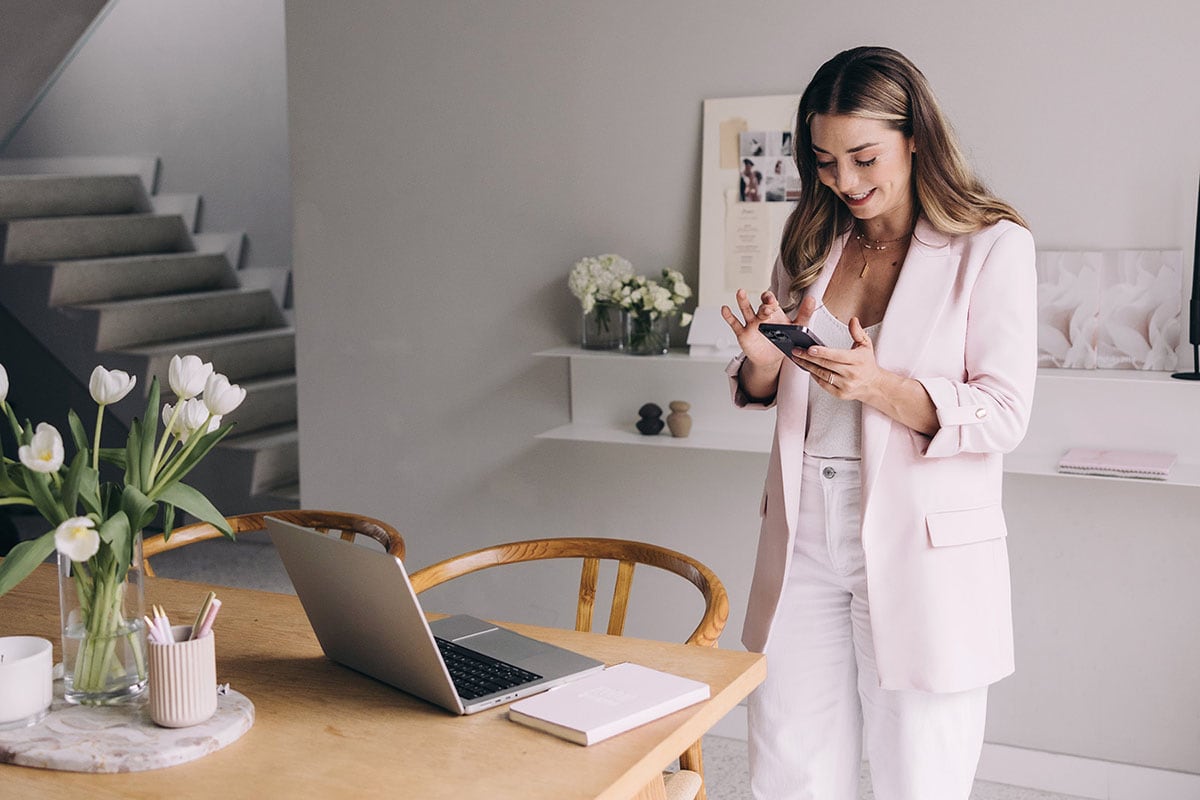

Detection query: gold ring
xmin=827 ymin=373 xmax=835 ymax=386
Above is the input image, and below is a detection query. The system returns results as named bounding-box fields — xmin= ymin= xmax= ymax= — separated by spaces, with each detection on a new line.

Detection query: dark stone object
xmin=636 ymin=402 xmax=664 ymax=435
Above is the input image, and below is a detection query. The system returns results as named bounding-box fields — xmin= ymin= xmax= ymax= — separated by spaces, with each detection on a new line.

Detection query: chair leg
xmin=678 ymin=741 xmax=706 ymax=800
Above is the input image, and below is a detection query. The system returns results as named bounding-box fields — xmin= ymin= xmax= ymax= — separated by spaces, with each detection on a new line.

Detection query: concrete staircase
xmin=0 ymin=155 xmax=299 ymax=515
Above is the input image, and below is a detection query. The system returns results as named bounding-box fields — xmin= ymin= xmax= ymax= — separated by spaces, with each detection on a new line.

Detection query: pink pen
xmin=195 ymin=598 xmax=222 ymax=639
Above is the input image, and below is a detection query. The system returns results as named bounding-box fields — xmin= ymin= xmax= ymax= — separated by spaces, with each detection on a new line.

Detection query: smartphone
xmin=759 ymin=323 xmax=824 ymax=357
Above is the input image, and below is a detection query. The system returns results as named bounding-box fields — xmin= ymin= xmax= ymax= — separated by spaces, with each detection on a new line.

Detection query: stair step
xmin=112 ymin=327 xmax=296 ymax=386
xmin=225 ymin=373 xmax=297 ymax=436
xmin=0 ymin=174 xmax=151 ymax=219
xmin=238 ymin=265 xmax=291 ymax=307
xmin=193 ymin=231 xmax=245 ymax=269
xmin=0 ymin=156 xmax=161 ymax=194
xmin=27 ymin=252 xmax=237 ymax=305
xmin=151 ymin=194 xmax=201 ymax=232
xmin=77 ymin=287 xmax=287 ymax=349
xmin=1 ymin=213 xmax=192 ymax=261
xmin=221 ymin=424 xmax=300 ymax=493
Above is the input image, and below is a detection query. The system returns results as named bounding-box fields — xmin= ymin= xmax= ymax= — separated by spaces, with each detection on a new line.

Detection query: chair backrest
xmin=407 ymin=537 xmax=728 ymax=648
xmin=142 ymin=509 xmax=406 ymax=578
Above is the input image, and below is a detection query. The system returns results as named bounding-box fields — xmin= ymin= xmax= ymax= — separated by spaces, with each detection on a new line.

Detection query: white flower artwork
xmin=1036 ymin=250 xmax=1183 ymax=371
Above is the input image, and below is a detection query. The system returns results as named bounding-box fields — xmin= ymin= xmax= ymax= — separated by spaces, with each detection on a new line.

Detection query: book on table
xmin=1056 ymin=448 xmax=1176 ymax=480
xmin=507 ymin=662 xmax=711 ymax=746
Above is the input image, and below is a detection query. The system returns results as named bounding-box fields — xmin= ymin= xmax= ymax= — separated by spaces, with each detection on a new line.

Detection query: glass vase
xmin=58 ymin=532 xmax=148 ymax=705
xmin=581 ymin=301 xmax=625 ymax=350
xmin=625 ymin=312 xmax=670 ymax=355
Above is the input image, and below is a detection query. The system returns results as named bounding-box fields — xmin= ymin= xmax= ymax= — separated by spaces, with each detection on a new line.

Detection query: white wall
xmin=284 ymin=0 xmax=1200 ymax=775
xmin=2 ymin=0 xmax=291 ymax=270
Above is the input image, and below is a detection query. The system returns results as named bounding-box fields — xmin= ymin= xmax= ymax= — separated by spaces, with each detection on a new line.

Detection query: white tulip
xmin=18 ymin=422 xmax=65 ymax=473
xmin=54 ymin=517 xmax=100 ymax=562
xmin=0 ymin=362 xmax=8 ymax=404
xmin=168 ymin=355 xmax=213 ymax=400
xmin=202 ymin=373 xmax=246 ymax=416
xmin=164 ymin=398 xmax=219 ymax=443
xmin=89 ymin=365 xmax=137 ymax=406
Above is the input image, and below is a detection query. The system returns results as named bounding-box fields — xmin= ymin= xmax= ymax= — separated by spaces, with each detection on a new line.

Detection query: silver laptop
xmin=265 ymin=516 xmax=604 ymax=714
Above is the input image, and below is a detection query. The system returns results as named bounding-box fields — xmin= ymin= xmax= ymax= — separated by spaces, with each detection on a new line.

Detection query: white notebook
xmin=1056 ymin=448 xmax=1176 ymax=480
xmin=507 ymin=662 xmax=710 ymax=746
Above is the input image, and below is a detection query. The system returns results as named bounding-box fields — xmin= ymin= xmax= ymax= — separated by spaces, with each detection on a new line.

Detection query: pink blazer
xmin=727 ymin=217 xmax=1037 ymax=693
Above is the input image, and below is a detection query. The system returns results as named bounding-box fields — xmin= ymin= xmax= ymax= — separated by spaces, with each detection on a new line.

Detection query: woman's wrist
xmin=739 ymin=356 xmax=783 ymax=403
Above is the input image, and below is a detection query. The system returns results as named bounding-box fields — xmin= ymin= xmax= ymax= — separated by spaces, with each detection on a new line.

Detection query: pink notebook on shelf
xmin=1056 ymin=448 xmax=1176 ymax=480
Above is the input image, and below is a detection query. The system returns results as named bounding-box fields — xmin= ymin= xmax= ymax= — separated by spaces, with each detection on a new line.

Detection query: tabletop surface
xmin=0 ymin=565 xmax=764 ymax=800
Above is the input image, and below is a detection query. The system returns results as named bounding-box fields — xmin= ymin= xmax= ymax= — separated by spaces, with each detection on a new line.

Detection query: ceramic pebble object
xmin=636 ymin=403 xmax=664 ymax=435
xmin=666 ymin=400 xmax=692 ymax=438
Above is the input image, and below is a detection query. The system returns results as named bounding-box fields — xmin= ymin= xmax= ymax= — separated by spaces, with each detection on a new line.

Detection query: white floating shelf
xmin=538 ymin=347 xmax=1200 ymax=489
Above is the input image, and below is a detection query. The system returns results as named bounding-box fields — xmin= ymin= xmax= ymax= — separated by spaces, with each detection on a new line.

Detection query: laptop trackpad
xmin=465 ymin=628 xmax=553 ymax=664
xmin=432 ymin=615 xmax=554 ymax=664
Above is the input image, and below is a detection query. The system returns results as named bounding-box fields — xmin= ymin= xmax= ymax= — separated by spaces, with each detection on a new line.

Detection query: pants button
xmin=822 ymin=466 xmax=836 ymax=479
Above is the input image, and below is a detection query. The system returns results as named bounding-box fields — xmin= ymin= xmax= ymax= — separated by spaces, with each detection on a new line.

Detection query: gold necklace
xmin=854 ymin=229 xmax=912 ymax=278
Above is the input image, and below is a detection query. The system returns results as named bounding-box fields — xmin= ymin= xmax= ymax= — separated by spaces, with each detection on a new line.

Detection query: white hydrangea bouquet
xmin=569 ymin=254 xmax=634 ymax=349
xmin=0 ymin=355 xmax=243 ymax=703
xmin=618 ymin=268 xmax=694 ymax=354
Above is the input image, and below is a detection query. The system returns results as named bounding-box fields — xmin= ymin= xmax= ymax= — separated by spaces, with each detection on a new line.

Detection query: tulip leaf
xmin=161 ymin=424 xmax=234 ymax=488
xmin=61 ymin=451 xmax=87 ymax=515
xmin=119 ymin=484 xmax=157 ymax=534
xmin=0 ymin=459 xmax=22 ymax=495
xmin=98 ymin=447 xmax=126 ymax=468
xmin=98 ymin=510 xmax=132 ymax=576
xmin=161 ymin=502 xmax=176 ymax=541
xmin=0 ymin=531 xmax=56 ymax=597
xmin=124 ymin=418 xmax=142 ymax=491
xmin=24 ymin=469 xmax=66 ymax=526
xmin=139 ymin=378 xmax=160 ymax=488
xmin=67 ymin=409 xmax=89 ymax=455
xmin=156 ymin=482 xmax=232 ymax=539
xmin=3 ymin=403 xmax=22 ymax=442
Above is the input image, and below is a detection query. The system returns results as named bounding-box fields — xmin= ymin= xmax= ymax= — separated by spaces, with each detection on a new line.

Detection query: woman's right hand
xmin=720 ymin=289 xmax=794 ymax=367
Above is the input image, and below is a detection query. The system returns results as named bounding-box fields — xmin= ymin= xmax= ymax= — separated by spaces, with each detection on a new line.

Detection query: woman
xmin=721 ymin=47 xmax=1036 ymax=799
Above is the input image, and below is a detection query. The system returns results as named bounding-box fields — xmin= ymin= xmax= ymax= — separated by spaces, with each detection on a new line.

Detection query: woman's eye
xmin=855 ymin=157 xmax=878 ymax=168
xmin=815 ymin=160 xmax=835 ymax=170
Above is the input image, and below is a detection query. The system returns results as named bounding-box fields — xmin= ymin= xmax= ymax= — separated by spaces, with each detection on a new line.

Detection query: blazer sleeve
xmin=918 ymin=224 xmax=1038 ymax=458
xmin=726 ymin=255 xmax=791 ymax=409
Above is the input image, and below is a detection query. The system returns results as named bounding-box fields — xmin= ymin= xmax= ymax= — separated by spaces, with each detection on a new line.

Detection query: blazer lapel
xmin=861 ymin=217 xmax=958 ymax=504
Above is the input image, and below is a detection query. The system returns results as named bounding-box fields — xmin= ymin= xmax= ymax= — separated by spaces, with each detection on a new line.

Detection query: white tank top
xmin=804 ymin=304 xmax=882 ymax=459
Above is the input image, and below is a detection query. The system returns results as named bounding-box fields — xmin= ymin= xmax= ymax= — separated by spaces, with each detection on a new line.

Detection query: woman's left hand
xmin=790 ymin=316 xmax=881 ymax=400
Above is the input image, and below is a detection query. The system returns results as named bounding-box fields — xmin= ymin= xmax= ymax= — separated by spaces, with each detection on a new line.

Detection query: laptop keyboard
xmin=435 ymin=637 xmax=543 ymax=700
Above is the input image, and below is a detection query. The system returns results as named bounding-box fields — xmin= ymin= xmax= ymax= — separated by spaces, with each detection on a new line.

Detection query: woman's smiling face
xmin=809 ymin=113 xmax=915 ymax=228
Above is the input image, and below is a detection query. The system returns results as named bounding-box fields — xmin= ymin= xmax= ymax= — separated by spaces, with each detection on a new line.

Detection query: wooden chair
xmin=142 ymin=509 xmax=405 ymax=578
xmin=409 ymin=537 xmax=730 ymax=800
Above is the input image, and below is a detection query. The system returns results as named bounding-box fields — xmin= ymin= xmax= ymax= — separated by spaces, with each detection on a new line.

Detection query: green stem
xmin=148 ymin=401 xmax=186 ymax=482
xmin=0 ymin=497 xmax=36 ymax=507
xmin=147 ymin=412 xmax=214 ymax=498
xmin=92 ymin=405 xmax=104 ymax=471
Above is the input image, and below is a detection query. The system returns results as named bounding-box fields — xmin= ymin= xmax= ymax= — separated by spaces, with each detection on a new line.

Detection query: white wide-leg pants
xmin=747 ymin=456 xmax=988 ymax=800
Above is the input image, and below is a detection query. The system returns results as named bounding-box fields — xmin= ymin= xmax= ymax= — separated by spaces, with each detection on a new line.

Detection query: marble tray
xmin=0 ymin=684 xmax=254 ymax=773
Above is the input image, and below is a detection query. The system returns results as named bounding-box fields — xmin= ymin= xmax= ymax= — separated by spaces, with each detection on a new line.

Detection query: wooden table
xmin=0 ymin=565 xmax=764 ymax=799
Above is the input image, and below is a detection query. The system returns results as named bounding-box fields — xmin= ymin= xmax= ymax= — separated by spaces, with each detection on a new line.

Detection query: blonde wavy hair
xmin=779 ymin=46 xmax=1027 ymax=307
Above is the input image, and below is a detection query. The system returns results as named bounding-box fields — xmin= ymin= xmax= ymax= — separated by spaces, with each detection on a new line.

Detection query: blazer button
xmin=822 ymin=466 xmax=837 ymax=479
xmin=975 ymin=407 xmax=988 ymax=419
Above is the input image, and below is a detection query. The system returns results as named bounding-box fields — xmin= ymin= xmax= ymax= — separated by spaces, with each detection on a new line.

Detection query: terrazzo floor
xmin=697 ymin=734 xmax=1089 ymax=799
xmin=151 ymin=538 xmax=1089 ymax=800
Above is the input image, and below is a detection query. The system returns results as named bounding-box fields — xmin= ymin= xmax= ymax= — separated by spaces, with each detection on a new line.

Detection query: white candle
xmin=0 ymin=636 xmax=53 ymax=728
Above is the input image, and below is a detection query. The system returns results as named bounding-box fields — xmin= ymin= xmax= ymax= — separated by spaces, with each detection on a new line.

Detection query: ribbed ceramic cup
xmin=149 ymin=625 xmax=217 ymax=728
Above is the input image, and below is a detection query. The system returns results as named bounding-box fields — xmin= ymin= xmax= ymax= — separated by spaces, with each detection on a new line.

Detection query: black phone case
xmin=759 ymin=323 xmax=824 ymax=356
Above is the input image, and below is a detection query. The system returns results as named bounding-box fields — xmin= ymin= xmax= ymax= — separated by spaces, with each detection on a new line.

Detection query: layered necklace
xmin=854 ymin=227 xmax=912 ymax=278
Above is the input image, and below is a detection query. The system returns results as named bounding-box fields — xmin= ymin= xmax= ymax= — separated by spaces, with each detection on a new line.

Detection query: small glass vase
xmin=58 ymin=532 xmax=148 ymax=705
xmin=625 ymin=312 xmax=670 ymax=355
xmin=581 ymin=301 xmax=625 ymax=351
